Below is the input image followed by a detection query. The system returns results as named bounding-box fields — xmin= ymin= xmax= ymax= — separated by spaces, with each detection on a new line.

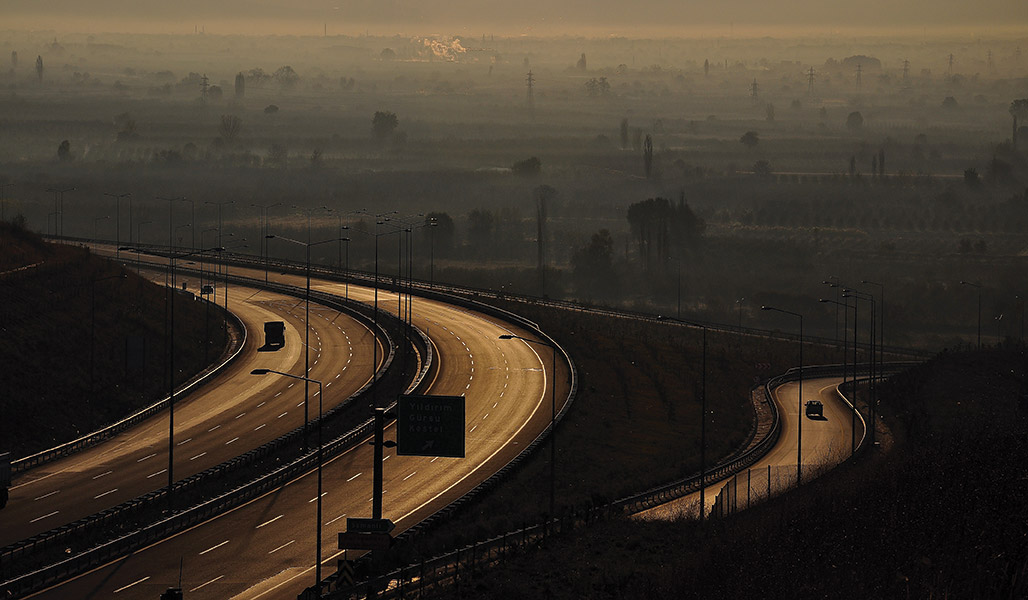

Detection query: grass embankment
xmin=401 ymin=303 xmax=843 ymax=558
xmin=418 ymin=346 xmax=1028 ymax=599
xmin=0 ymin=223 xmax=230 ymax=458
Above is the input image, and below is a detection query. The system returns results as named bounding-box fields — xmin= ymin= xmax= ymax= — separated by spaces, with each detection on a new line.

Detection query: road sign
xmin=396 ymin=395 xmax=465 ymax=458
xmin=338 ymin=531 xmax=392 ymax=551
xmin=346 ymin=517 xmax=395 ymax=533
xmin=337 ymin=560 xmax=355 ymax=586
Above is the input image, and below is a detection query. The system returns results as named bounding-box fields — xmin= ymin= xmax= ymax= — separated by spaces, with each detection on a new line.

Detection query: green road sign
xmin=397 ymin=395 xmax=465 ymax=458
xmin=338 ymin=531 xmax=392 ymax=551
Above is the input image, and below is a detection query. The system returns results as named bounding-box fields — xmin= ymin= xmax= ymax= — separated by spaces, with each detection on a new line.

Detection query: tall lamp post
xmin=843 ymin=289 xmax=875 ymax=446
xmin=267 ymin=227 xmax=340 ymax=452
xmin=206 ymin=200 xmax=235 ymax=307
xmin=250 ymin=368 xmax=325 ymax=596
xmin=252 ymin=202 xmax=281 ymax=283
xmin=819 ymin=297 xmax=857 ymax=453
xmin=104 ymin=192 xmax=131 ymax=258
xmin=862 ymin=280 xmax=885 ymax=389
xmin=499 ymin=334 xmax=559 ymax=517
xmin=761 ymin=305 xmax=804 ymax=485
xmin=122 ymin=245 xmax=224 ymax=512
xmin=656 ymin=315 xmax=708 ymax=521
xmin=960 ymin=280 xmax=982 ymax=349
xmin=46 ymin=186 xmax=74 ymax=237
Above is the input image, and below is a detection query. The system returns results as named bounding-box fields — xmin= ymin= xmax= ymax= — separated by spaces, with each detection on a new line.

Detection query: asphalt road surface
xmin=27 ymin=269 xmax=570 ymax=600
xmin=634 ymin=376 xmax=859 ymax=520
xmin=2 ymin=280 xmax=376 ymax=547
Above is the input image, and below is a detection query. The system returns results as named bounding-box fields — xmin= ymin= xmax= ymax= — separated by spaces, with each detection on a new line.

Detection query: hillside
xmin=0 ymin=221 xmax=231 ymax=457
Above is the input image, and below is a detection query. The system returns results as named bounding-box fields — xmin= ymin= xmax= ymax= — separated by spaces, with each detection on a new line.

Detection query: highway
xmin=1 ymin=280 xmax=377 ymax=547
xmin=27 ymin=268 xmax=570 ymax=599
xmin=634 ymin=376 xmax=858 ymax=520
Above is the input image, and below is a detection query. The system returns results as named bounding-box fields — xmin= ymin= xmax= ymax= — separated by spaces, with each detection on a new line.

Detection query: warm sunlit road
xmin=1 ymin=279 xmax=376 ymax=547
xmin=635 ymin=376 xmax=858 ymax=520
xmin=27 ymin=268 xmax=570 ymax=600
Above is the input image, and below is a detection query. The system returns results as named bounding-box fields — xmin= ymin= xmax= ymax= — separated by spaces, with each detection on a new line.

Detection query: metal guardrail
xmin=11 ymin=299 xmax=246 ymax=475
xmin=0 ymin=273 xmax=424 ymax=597
xmin=330 ymin=361 xmax=921 ymax=598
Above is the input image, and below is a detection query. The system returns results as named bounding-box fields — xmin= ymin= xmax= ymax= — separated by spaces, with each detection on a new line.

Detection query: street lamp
xmin=93 ymin=215 xmax=110 ymax=250
xmin=252 ymin=202 xmax=281 ymax=283
xmin=735 ymin=297 xmax=745 ymax=329
xmin=761 ymin=305 xmax=804 ymax=485
xmin=267 ymin=226 xmax=340 ymax=452
xmin=206 ymin=200 xmax=235 ymax=307
xmin=822 ymin=276 xmax=841 ymax=345
xmin=250 ymin=368 xmax=325 ymax=596
xmin=843 ymin=289 xmax=875 ymax=446
xmin=136 ymin=220 xmax=152 ymax=273
xmin=498 ymin=333 xmax=559 ymax=517
xmin=122 ymin=244 xmax=224 ymax=512
xmin=46 ymin=186 xmax=74 ymax=237
xmin=656 ymin=315 xmax=708 ymax=521
xmin=861 ymin=279 xmax=885 ymax=390
xmin=103 ymin=192 xmax=131 ymax=258
xmin=960 ymin=280 xmax=982 ymax=349
xmin=819 ymin=297 xmax=857 ymax=454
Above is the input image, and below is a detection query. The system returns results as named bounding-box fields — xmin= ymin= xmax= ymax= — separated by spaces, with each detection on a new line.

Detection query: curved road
xmin=2 ymin=280 xmax=376 ymax=547
xmin=28 ymin=270 xmax=570 ymax=599
xmin=635 ymin=376 xmax=859 ymax=520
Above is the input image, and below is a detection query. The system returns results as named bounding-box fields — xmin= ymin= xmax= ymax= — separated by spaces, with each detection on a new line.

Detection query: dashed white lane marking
xmin=92 ymin=470 xmax=113 ymax=480
xmin=226 ymin=437 xmax=239 ymax=445
xmin=34 ymin=490 xmax=59 ymax=501
xmin=257 ymin=401 xmax=266 ymax=408
xmin=189 ymin=575 xmax=224 ymax=592
xmin=94 ymin=488 xmax=118 ymax=499
xmin=469 ymin=425 xmax=477 ymax=433
xmin=346 ymin=473 xmax=362 ymax=482
xmin=177 ymin=438 xmax=192 ymax=446
xmin=190 ymin=452 xmax=207 ymax=461
xmin=147 ymin=469 xmax=166 ymax=479
xmin=208 ymin=425 xmax=221 ymax=432
xmin=274 ymin=392 xmax=282 ymax=398
xmin=255 ymin=424 xmax=266 ymax=431
xmin=235 ymin=413 xmax=246 ymax=419
xmin=483 ymin=414 xmax=489 ymax=420
xmin=430 ymin=457 xmax=439 ymax=463
xmin=278 ymin=412 xmax=288 ymax=419
xmin=309 ymin=492 xmax=328 ymax=503
xmin=268 ymin=540 xmax=295 ymax=554
xmin=403 ymin=472 xmax=416 ymax=481
xmin=138 ymin=453 xmax=157 ymax=462
xmin=325 ymin=514 xmax=346 ymax=526
xmin=257 ymin=515 xmax=284 ymax=528
xmin=199 ymin=540 xmax=230 ymax=555
xmin=113 ymin=576 xmax=150 ymax=593
xmin=30 ymin=510 xmax=59 ymax=523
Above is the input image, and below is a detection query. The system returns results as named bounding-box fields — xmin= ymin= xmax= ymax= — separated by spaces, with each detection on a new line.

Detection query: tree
xmin=754 ymin=159 xmax=772 ymax=176
xmin=57 ymin=140 xmax=71 ymax=161
xmin=266 ymin=143 xmax=287 ymax=168
xmin=620 ymin=118 xmax=629 ymax=150
xmin=1010 ymin=99 xmax=1028 ymax=151
xmin=272 ymin=66 xmax=299 ymax=90
xmin=572 ymin=229 xmax=616 ymax=296
xmin=512 ymin=156 xmax=541 ymax=176
xmin=35 ymin=55 xmax=43 ymax=83
xmin=310 ymin=149 xmax=323 ymax=169
xmin=643 ymin=134 xmax=654 ymax=178
xmin=577 ymin=53 xmax=587 ymax=71
xmin=740 ymin=131 xmax=759 ymax=149
xmin=219 ymin=115 xmax=242 ymax=144
xmin=466 ymin=209 xmax=495 ymax=253
xmin=846 ymin=111 xmax=864 ymax=132
xmin=626 ymin=196 xmax=705 ymax=271
xmin=372 ymin=111 xmax=398 ymax=140
xmin=234 ymin=72 xmax=245 ymax=99
xmin=703 ymin=59 xmax=709 ymax=77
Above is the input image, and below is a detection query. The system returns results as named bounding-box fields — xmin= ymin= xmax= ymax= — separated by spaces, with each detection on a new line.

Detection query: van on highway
xmin=805 ymin=400 xmax=824 ymax=418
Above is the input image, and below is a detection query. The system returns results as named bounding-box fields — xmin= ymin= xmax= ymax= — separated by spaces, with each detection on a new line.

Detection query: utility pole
xmin=526 ymin=71 xmax=535 ymax=117
xmin=902 ymin=59 xmax=910 ymax=81
xmin=200 ymin=74 xmax=209 ymax=105
xmin=947 ymin=53 xmax=954 ymax=80
xmin=750 ymin=78 xmax=759 ymax=100
xmin=806 ymin=67 xmax=816 ymax=95
xmin=855 ymin=63 xmax=862 ymax=91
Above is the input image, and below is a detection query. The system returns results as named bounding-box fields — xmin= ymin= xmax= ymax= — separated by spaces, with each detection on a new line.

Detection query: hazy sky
xmin=4 ymin=0 xmax=1027 ymax=36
